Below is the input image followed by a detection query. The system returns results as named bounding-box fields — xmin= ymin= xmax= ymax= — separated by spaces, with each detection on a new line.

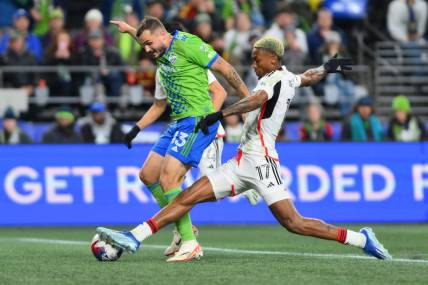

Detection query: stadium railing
xmin=0 ymin=64 xmax=373 ymax=121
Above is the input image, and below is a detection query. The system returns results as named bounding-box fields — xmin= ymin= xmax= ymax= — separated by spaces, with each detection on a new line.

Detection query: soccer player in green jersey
xmin=106 ymin=16 xmax=249 ymax=262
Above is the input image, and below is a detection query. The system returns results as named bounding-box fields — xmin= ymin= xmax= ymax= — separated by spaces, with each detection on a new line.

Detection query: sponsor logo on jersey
xmin=168 ymin=52 xmax=177 ymax=64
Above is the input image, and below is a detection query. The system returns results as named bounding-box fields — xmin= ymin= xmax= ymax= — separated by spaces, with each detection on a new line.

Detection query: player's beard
xmin=152 ymin=44 xmax=167 ymax=59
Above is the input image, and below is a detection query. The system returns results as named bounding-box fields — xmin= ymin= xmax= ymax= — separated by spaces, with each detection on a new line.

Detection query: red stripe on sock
xmin=336 ymin=228 xmax=347 ymax=243
xmin=146 ymin=218 xmax=159 ymax=234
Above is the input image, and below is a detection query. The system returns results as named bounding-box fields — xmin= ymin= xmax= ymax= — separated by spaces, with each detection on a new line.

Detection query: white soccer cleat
xmin=164 ymin=228 xmax=181 ymax=256
xmin=163 ymin=225 xmax=200 ymax=256
xmin=243 ymin=189 xmax=262 ymax=205
xmin=166 ymin=239 xmax=203 ymax=262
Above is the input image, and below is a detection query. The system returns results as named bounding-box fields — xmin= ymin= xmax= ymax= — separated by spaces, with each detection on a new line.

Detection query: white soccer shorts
xmin=198 ymin=137 xmax=224 ymax=177
xmin=207 ymin=152 xmax=291 ymax=206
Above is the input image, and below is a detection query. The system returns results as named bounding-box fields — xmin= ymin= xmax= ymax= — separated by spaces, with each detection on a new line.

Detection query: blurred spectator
xmin=44 ymin=30 xmax=75 ymax=97
xmin=0 ymin=9 xmax=43 ymax=62
xmin=62 ymin=1 xmax=103 ymax=30
xmin=242 ymin=31 xmax=261 ymax=90
xmin=117 ymin=8 xmax=141 ymax=65
xmin=307 ymin=8 xmax=345 ymax=64
xmin=387 ymin=0 xmax=427 ymax=43
xmin=283 ymin=31 xmax=308 ymax=68
xmin=103 ymin=1 xmax=144 ymax=25
xmin=135 ymin=55 xmax=156 ymax=96
xmin=193 ymin=13 xmax=214 ymax=42
xmin=264 ymin=6 xmax=308 ymax=55
xmin=387 ymin=95 xmax=427 ymax=141
xmin=319 ymin=31 xmax=354 ymax=116
xmin=221 ymin=0 xmax=265 ymax=29
xmin=0 ymin=0 xmax=20 ymax=28
xmin=178 ymin=0 xmax=203 ymax=24
xmin=42 ymin=107 xmax=83 ymax=143
xmin=0 ymin=31 xmax=37 ymax=93
xmin=146 ymin=0 xmax=166 ymax=21
xmin=31 ymin=0 xmax=54 ymax=37
xmin=0 ymin=107 xmax=32 ymax=144
xmin=299 ymin=103 xmax=333 ymax=142
xmin=341 ymin=97 xmax=384 ymax=142
xmin=79 ymin=102 xmax=125 ymax=144
xmin=224 ymin=12 xmax=252 ymax=65
xmin=224 ymin=114 xmax=243 ymax=143
xmin=41 ymin=8 xmax=65 ymax=49
xmin=74 ymin=9 xmax=114 ymax=51
xmin=77 ymin=29 xmax=124 ymax=97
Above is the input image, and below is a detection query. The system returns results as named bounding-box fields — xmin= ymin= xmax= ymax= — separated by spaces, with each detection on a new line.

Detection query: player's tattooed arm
xmin=222 ymin=90 xmax=268 ymax=117
xmin=299 ymin=54 xmax=353 ymax=87
xmin=299 ymin=65 xmax=327 ymax=87
xmin=210 ymin=57 xmax=250 ymax=99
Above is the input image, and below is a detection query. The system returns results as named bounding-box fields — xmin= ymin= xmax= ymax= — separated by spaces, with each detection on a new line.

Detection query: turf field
xmin=0 ymin=225 xmax=427 ymax=285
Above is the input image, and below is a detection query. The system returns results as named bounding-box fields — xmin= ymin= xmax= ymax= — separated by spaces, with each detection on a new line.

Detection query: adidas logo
xmin=267 ymin=182 xmax=275 ymax=188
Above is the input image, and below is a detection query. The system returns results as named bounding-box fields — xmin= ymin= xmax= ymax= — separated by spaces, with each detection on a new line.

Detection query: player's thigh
xmin=198 ymin=137 xmax=223 ymax=177
xmin=139 ymin=151 xmax=164 ymax=184
xmin=159 ymin=154 xmax=191 ymax=190
xmin=206 ymin=157 xmax=247 ymax=200
xmin=246 ymin=156 xmax=291 ymax=206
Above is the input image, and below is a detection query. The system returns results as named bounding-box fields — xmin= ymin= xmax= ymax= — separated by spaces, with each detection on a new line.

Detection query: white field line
xmin=2 ymin=237 xmax=428 ymax=265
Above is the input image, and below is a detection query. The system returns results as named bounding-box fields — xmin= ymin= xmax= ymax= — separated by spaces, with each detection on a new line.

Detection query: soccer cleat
xmin=164 ymin=228 xmax=181 ymax=256
xmin=166 ymin=239 xmax=203 ymax=262
xmin=96 ymin=227 xmax=140 ymax=254
xmin=243 ymin=189 xmax=262 ymax=205
xmin=360 ymin=227 xmax=392 ymax=260
xmin=164 ymin=225 xmax=200 ymax=256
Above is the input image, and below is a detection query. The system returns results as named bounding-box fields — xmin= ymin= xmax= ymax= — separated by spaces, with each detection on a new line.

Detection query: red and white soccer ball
xmin=91 ymin=234 xmax=123 ymax=261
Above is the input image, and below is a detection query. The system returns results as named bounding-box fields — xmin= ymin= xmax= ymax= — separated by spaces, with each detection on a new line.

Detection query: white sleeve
xmin=252 ymin=77 xmax=275 ymax=100
xmin=387 ymin=2 xmax=407 ymax=42
xmin=154 ymin=70 xmax=167 ymax=100
xmin=290 ymin=73 xmax=301 ymax=88
xmin=207 ymin=70 xmax=217 ymax=85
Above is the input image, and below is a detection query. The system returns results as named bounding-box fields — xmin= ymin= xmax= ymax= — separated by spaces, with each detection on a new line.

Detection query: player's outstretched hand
xmin=110 ymin=20 xmax=133 ymax=34
xmin=124 ymin=125 xmax=140 ymax=149
xmin=195 ymin=111 xmax=223 ymax=135
xmin=323 ymin=54 xmax=353 ymax=74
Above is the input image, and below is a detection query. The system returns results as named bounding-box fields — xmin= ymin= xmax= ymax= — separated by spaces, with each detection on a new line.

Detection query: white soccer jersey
xmin=239 ymin=66 xmax=301 ymax=159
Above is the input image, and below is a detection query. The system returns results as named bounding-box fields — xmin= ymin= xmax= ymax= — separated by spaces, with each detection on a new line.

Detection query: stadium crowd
xmin=0 ymin=0 xmax=427 ymax=143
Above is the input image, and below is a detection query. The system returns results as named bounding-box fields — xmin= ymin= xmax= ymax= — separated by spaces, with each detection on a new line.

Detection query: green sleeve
xmin=182 ymin=36 xmax=219 ymax=68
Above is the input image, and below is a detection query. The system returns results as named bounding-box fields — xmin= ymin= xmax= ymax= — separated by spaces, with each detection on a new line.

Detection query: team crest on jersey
xmin=168 ymin=52 xmax=177 ymax=64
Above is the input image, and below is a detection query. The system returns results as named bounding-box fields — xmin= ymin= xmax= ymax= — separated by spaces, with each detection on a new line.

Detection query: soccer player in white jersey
xmin=98 ymin=36 xmax=391 ymax=261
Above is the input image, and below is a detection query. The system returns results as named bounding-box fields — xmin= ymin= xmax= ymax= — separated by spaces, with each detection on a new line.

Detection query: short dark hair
xmin=136 ymin=16 xmax=165 ymax=37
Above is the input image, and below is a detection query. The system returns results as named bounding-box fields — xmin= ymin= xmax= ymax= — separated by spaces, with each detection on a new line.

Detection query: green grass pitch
xmin=0 ymin=225 xmax=427 ymax=285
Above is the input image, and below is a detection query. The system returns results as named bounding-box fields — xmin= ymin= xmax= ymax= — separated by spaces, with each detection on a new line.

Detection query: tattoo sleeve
xmin=211 ymin=57 xmax=250 ymax=98
xmin=299 ymin=65 xmax=327 ymax=87
xmin=222 ymin=91 xmax=268 ymax=117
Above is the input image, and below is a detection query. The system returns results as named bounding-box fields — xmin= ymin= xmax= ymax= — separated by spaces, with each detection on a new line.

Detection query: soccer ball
xmin=91 ymin=234 xmax=123 ymax=261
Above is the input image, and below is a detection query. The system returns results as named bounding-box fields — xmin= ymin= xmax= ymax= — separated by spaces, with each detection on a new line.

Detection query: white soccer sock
xmin=131 ymin=223 xmax=153 ymax=242
xmin=345 ymin=230 xmax=367 ymax=248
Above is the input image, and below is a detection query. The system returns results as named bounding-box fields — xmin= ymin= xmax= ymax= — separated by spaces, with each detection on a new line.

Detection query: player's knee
xmin=159 ymin=174 xmax=175 ymax=191
xmin=139 ymin=168 xmax=156 ymax=185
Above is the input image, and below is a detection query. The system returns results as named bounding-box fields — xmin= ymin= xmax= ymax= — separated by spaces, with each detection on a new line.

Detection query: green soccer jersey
xmin=156 ymin=31 xmax=219 ymax=120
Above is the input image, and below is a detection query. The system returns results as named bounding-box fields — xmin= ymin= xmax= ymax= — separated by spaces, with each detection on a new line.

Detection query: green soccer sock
xmin=164 ymin=187 xmax=195 ymax=241
xmin=147 ymin=182 xmax=168 ymax=208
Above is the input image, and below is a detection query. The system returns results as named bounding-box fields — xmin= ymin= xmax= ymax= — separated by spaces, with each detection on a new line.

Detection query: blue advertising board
xmin=0 ymin=143 xmax=427 ymax=225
